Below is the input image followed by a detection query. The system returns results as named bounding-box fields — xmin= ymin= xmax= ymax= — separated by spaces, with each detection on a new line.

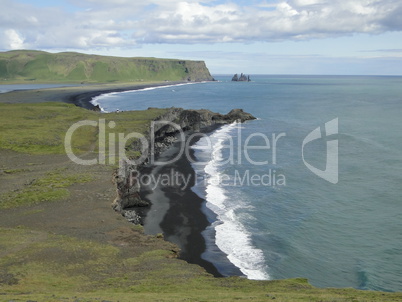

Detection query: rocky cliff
xmin=0 ymin=50 xmax=214 ymax=83
xmin=153 ymin=107 xmax=255 ymax=135
xmin=112 ymin=108 xmax=256 ymax=220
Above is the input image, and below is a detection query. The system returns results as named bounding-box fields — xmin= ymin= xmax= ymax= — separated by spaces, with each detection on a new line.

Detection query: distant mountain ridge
xmin=0 ymin=50 xmax=214 ymax=83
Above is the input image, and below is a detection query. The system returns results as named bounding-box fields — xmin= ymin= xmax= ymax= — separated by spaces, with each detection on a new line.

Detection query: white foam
xmin=90 ymin=82 xmax=203 ymax=111
xmin=215 ymin=212 xmax=269 ymax=280
xmin=90 ymin=97 xmax=108 ymax=113
xmin=196 ymin=122 xmax=270 ymax=280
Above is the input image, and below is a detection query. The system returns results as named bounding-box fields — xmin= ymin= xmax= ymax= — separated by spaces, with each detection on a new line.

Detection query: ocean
xmin=93 ymin=75 xmax=402 ymax=292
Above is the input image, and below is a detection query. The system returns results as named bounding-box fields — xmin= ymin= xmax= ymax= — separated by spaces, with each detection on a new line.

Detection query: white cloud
xmin=134 ymin=0 xmax=402 ymax=43
xmin=3 ymin=29 xmax=25 ymax=49
xmin=0 ymin=0 xmax=401 ymax=49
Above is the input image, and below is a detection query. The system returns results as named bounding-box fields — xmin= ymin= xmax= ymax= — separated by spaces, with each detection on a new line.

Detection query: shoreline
xmin=139 ymin=128 xmax=244 ymax=278
xmin=0 ymin=81 xmax=187 ymax=109
xmin=66 ymin=82 xmax=244 ymax=277
xmin=66 ymin=81 xmax=189 ymax=110
xmin=0 ymin=80 xmax=243 ymax=278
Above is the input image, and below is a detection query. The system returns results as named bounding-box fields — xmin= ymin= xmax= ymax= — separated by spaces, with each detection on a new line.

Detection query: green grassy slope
xmin=1 ymin=226 xmax=401 ymax=302
xmin=0 ymin=50 xmax=213 ymax=83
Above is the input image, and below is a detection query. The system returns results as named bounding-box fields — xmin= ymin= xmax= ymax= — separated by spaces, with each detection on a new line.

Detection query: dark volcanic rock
xmin=112 ymin=160 xmax=149 ymax=212
xmin=112 ymin=107 xmax=256 ymax=217
xmin=93 ymin=104 xmax=101 ymax=112
xmin=225 ymin=109 xmax=256 ymax=122
xmin=232 ymin=73 xmax=250 ymax=82
xmin=152 ymin=107 xmax=256 ymax=137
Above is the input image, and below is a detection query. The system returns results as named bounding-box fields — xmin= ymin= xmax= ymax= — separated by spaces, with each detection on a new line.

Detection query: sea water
xmin=94 ymin=75 xmax=402 ymax=292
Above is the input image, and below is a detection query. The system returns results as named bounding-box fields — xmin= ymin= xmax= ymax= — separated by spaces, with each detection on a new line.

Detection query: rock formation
xmin=112 ymin=160 xmax=149 ymax=212
xmin=232 ymin=73 xmax=250 ymax=82
xmin=112 ymin=107 xmax=256 ymax=219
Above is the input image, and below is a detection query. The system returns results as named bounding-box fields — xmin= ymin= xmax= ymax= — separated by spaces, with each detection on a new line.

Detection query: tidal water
xmin=94 ymin=75 xmax=402 ymax=292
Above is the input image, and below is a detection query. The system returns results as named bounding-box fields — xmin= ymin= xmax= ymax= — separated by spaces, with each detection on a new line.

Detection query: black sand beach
xmin=0 ymin=81 xmax=185 ymax=110
xmin=66 ymin=82 xmax=185 ymax=110
xmin=139 ymin=132 xmax=243 ymax=277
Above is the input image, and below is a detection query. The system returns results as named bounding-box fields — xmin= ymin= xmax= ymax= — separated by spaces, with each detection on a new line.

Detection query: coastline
xmin=63 ymin=82 xmax=246 ymax=277
xmin=0 ymin=81 xmax=187 ymax=110
xmin=139 ymin=128 xmax=244 ymax=278
xmin=66 ymin=81 xmax=189 ymax=110
xmin=0 ymin=80 xmax=242 ymax=277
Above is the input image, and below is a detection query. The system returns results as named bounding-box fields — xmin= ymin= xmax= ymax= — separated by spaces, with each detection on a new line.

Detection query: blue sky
xmin=1 ymin=0 xmax=402 ymax=75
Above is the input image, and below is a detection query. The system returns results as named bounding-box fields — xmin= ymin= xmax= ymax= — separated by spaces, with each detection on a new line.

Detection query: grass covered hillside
xmin=0 ymin=50 xmax=214 ymax=83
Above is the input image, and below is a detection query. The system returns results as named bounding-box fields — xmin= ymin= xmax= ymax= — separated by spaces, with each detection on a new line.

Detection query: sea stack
xmin=232 ymin=73 xmax=250 ymax=82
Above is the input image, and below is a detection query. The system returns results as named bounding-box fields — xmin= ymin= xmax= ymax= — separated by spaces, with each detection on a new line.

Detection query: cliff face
xmin=0 ymin=50 xmax=214 ymax=83
xmin=181 ymin=61 xmax=214 ymax=82
xmin=112 ymin=108 xmax=256 ymax=218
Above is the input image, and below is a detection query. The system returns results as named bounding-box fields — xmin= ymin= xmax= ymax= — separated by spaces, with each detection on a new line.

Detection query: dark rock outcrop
xmin=150 ymin=108 xmax=256 ymax=151
xmin=225 ymin=109 xmax=255 ymax=122
xmin=112 ymin=160 xmax=149 ymax=212
xmin=92 ymin=104 xmax=101 ymax=112
xmin=112 ymin=107 xmax=256 ymax=219
xmin=232 ymin=73 xmax=250 ymax=82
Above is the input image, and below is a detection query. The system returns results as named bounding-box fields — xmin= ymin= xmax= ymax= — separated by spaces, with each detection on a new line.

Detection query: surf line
xmin=193 ymin=122 xmax=271 ymax=280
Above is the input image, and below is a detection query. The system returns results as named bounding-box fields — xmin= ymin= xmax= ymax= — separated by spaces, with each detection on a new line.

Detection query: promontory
xmin=0 ymin=50 xmax=214 ymax=83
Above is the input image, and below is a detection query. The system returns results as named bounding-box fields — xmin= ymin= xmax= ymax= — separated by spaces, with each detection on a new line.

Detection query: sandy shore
xmin=0 ymin=81 xmax=185 ymax=109
xmin=139 ymin=132 xmax=243 ymax=277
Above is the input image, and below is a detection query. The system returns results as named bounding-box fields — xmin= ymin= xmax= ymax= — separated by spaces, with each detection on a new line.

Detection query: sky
xmin=1 ymin=0 xmax=402 ymax=75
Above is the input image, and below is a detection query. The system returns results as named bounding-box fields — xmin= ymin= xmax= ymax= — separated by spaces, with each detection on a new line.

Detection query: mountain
xmin=0 ymin=50 xmax=214 ymax=83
